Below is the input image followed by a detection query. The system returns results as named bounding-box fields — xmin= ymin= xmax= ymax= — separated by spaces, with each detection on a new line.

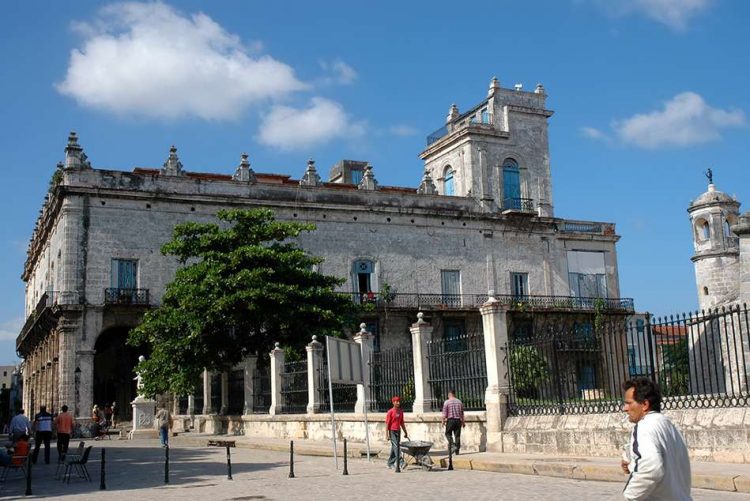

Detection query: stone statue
xmin=705 ymin=168 xmax=713 ymax=184
xmin=134 ymin=355 xmax=146 ymax=396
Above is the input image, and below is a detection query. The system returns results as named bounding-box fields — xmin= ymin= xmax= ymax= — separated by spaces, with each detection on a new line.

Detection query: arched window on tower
xmin=444 ymin=167 xmax=455 ymax=196
xmin=695 ymin=219 xmax=710 ymax=241
xmin=502 ymin=158 xmax=521 ymax=210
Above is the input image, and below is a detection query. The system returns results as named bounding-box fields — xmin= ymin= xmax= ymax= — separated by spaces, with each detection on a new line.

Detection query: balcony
xmin=502 ymin=197 xmax=535 ymax=213
xmin=345 ymin=292 xmax=634 ymax=313
xmin=104 ymin=288 xmax=150 ymax=306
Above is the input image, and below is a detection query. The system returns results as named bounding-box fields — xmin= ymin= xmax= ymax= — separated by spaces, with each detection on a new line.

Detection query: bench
xmin=207 ymin=440 xmax=235 ymax=448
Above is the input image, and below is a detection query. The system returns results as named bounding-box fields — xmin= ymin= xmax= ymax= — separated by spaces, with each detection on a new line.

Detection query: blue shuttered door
xmin=503 ymin=166 xmax=520 ymax=207
xmin=441 ymin=270 xmax=461 ymax=307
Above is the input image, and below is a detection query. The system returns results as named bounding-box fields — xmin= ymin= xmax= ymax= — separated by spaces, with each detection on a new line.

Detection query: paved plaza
xmin=0 ymin=440 xmax=749 ymax=500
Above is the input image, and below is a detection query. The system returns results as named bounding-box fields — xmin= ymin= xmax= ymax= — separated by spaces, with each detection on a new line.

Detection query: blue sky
xmin=0 ymin=0 xmax=748 ymax=364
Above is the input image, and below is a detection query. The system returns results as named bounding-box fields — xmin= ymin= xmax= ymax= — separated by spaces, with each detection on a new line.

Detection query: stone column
xmin=354 ymin=324 xmax=374 ymax=414
xmin=202 ymin=369 xmax=212 ymax=415
xmin=410 ymin=312 xmax=434 ymax=414
xmin=56 ymin=317 xmax=79 ymax=417
xmin=220 ymin=370 xmax=229 ymax=415
xmin=243 ymin=356 xmax=257 ymax=415
xmin=77 ymin=349 xmax=96 ymax=418
xmin=480 ymin=298 xmax=511 ymax=451
xmin=269 ymin=343 xmax=285 ymax=416
xmin=306 ymin=336 xmax=324 ymax=414
xmin=733 ymin=214 xmax=750 ymax=305
xmin=187 ymin=395 xmax=195 ymax=416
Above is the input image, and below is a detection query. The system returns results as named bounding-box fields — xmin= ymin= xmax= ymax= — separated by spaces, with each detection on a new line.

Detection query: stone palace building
xmin=17 ymin=77 xmax=633 ymax=424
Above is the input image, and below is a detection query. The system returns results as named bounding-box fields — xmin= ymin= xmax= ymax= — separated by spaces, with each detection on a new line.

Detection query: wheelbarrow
xmin=400 ymin=440 xmax=434 ymax=471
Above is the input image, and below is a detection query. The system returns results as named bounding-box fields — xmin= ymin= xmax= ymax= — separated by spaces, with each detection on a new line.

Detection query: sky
xmin=0 ymin=0 xmax=748 ymax=365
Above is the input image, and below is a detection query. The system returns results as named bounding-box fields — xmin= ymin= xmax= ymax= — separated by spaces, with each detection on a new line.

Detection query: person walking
xmin=32 ymin=405 xmax=53 ymax=464
xmin=55 ymin=405 xmax=74 ymax=462
xmin=384 ymin=396 xmax=408 ymax=470
xmin=111 ymin=401 xmax=118 ymax=429
xmin=155 ymin=406 xmax=172 ymax=448
xmin=442 ymin=389 xmax=465 ymax=455
xmin=8 ymin=409 xmax=31 ymax=443
xmin=621 ymin=377 xmax=692 ymax=500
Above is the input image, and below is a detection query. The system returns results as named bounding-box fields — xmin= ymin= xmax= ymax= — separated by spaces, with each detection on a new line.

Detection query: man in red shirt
xmin=384 ymin=396 xmax=408 ymax=469
xmin=55 ymin=405 xmax=74 ymax=462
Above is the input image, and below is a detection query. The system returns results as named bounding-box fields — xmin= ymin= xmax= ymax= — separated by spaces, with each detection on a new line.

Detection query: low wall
xmin=175 ymin=412 xmax=487 ymax=453
xmin=499 ymin=408 xmax=750 ymax=463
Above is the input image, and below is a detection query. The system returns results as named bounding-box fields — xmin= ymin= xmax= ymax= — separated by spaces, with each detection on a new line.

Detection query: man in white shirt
xmin=621 ymin=378 xmax=692 ymax=500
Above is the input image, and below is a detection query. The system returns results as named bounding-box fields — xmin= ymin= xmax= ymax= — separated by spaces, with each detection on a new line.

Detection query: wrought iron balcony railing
xmin=104 ymin=288 xmax=150 ymax=306
xmin=502 ymin=197 xmax=535 ymax=212
xmin=344 ymin=292 xmax=634 ymax=312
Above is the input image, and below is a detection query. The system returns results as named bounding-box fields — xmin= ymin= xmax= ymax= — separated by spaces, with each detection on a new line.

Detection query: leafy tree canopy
xmin=128 ymin=208 xmax=356 ymax=396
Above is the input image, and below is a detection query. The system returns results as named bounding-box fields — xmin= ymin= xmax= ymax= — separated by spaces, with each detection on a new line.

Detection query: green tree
xmin=660 ymin=337 xmax=690 ymax=396
xmin=510 ymin=345 xmax=550 ymax=399
xmin=128 ymin=208 xmax=356 ymax=396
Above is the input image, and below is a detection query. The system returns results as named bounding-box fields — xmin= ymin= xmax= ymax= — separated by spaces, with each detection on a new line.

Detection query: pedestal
xmin=129 ymin=397 xmax=158 ymax=439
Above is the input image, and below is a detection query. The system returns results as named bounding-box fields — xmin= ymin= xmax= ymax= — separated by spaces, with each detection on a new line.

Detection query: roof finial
xmin=64 ymin=131 xmax=91 ymax=170
xmin=299 ymin=158 xmax=322 ymax=187
xmin=161 ymin=145 xmax=184 ymax=176
xmin=705 ymin=168 xmax=713 ymax=186
xmin=233 ymin=152 xmax=256 ymax=183
xmin=358 ymin=163 xmax=379 ymax=191
xmin=488 ymin=76 xmax=500 ymax=96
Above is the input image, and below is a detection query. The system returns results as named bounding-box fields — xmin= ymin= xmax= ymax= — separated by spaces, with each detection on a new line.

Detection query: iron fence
xmin=318 ymin=360 xmax=358 ymax=413
xmin=177 ymin=396 xmax=189 ymax=414
xmin=369 ymin=348 xmax=414 ymax=412
xmin=103 ymin=288 xmax=150 ymax=305
xmin=341 ymin=292 xmax=634 ymax=312
xmin=210 ymin=373 xmax=222 ymax=414
xmin=280 ymin=360 xmax=308 ymax=414
xmin=427 ymin=331 xmax=487 ymax=410
xmin=507 ymin=304 xmax=750 ymax=415
xmin=252 ymin=364 xmax=272 ymax=413
xmin=502 ymin=197 xmax=535 ymax=212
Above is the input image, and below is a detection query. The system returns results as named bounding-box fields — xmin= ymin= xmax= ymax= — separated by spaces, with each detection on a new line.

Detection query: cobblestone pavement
xmin=1 ymin=441 xmax=749 ymax=500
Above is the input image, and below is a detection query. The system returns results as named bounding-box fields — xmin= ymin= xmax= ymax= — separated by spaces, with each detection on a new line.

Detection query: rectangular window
xmin=567 ymin=251 xmax=607 ymax=299
xmin=440 ymin=270 xmax=461 ymax=307
xmin=510 ymin=272 xmax=528 ymax=298
xmin=111 ymin=259 xmax=138 ymax=289
xmin=351 ymin=169 xmax=363 ymax=185
xmin=481 ymin=108 xmax=490 ymax=124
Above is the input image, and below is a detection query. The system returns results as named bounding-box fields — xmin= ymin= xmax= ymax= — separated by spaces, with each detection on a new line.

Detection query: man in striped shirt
xmin=442 ymin=389 xmax=465 ymax=455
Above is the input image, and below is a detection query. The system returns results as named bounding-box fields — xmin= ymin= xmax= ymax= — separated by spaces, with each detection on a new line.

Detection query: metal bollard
xmin=164 ymin=444 xmax=170 ymax=484
xmin=226 ymin=445 xmax=233 ymax=480
xmin=342 ymin=439 xmax=348 ymax=476
xmin=448 ymin=438 xmax=454 ymax=471
xmin=288 ymin=440 xmax=295 ymax=478
xmin=25 ymin=454 xmax=32 ymax=495
xmin=100 ymin=448 xmax=107 ymax=490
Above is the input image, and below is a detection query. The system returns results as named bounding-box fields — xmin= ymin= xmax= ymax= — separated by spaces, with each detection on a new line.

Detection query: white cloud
xmin=317 ymin=60 xmax=358 ymax=86
xmin=257 ymin=97 xmax=365 ymax=150
xmin=613 ymin=92 xmax=745 ymax=149
xmin=389 ymin=124 xmax=419 ymax=137
xmin=56 ymin=2 xmax=306 ymax=120
xmin=590 ymin=0 xmax=715 ymax=31
xmin=580 ymin=126 xmax=610 ymax=142
xmin=0 ymin=317 xmax=22 ymax=342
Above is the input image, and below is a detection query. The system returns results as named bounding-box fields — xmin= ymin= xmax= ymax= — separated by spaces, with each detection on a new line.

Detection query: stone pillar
xmin=354 ymin=324 xmax=374 ymax=414
xmin=56 ymin=318 xmax=79 ymax=417
xmin=187 ymin=395 xmax=195 ymax=416
xmin=306 ymin=336 xmax=324 ymax=414
xmin=172 ymin=394 xmax=179 ymax=415
xmin=243 ymin=356 xmax=257 ymax=415
xmin=220 ymin=370 xmax=229 ymax=415
xmin=77 ymin=349 xmax=95 ymax=418
xmin=202 ymin=370 xmax=212 ymax=415
xmin=480 ymin=298 xmax=511 ymax=451
xmin=410 ymin=312 xmax=434 ymax=413
xmin=269 ymin=343 xmax=285 ymax=416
